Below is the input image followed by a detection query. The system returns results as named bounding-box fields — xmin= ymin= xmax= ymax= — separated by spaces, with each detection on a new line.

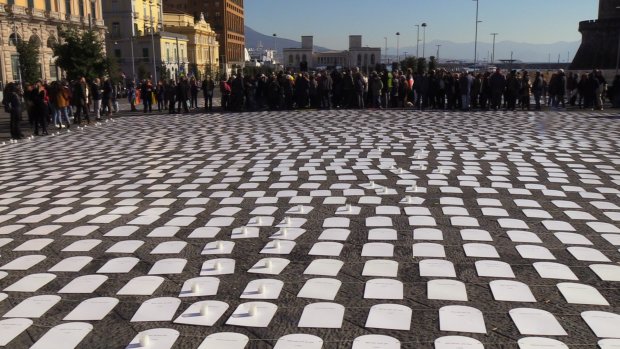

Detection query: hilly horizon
xmin=245 ymin=25 xmax=581 ymax=63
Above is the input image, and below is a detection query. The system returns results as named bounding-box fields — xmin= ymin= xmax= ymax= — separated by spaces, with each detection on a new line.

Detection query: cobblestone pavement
xmin=0 ymin=109 xmax=619 ymax=349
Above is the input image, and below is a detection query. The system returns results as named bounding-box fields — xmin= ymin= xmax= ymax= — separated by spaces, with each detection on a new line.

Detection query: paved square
xmin=0 ymin=110 xmax=619 ymax=348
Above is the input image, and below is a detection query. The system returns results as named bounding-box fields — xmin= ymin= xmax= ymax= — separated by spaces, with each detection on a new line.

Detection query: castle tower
xmin=570 ymin=0 xmax=620 ymax=70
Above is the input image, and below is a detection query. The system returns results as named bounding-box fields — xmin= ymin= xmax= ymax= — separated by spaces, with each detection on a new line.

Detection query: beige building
xmin=0 ymin=0 xmax=105 ymax=84
xmin=103 ymin=0 xmax=191 ymax=81
xmin=163 ymin=11 xmax=219 ymax=78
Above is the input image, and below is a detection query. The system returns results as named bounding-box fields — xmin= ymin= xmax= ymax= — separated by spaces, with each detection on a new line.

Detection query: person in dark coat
xmin=489 ymin=69 xmax=506 ymax=110
xmin=176 ymin=77 xmax=189 ymax=113
xmin=201 ymin=76 xmax=215 ymax=111
xmin=2 ymin=82 xmax=24 ymax=140
xmin=73 ymin=77 xmax=89 ymax=124
xmin=165 ymin=80 xmax=177 ymax=114
xmin=295 ymin=73 xmax=310 ymax=108
xmin=189 ymin=78 xmax=199 ymax=109
xmin=531 ymin=71 xmax=544 ymax=110
xmin=231 ymin=74 xmax=245 ymax=111
xmin=317 ymin=70 xmax=333 ymax=109
xmin=267 ymin=74 xmax=281 ymax=110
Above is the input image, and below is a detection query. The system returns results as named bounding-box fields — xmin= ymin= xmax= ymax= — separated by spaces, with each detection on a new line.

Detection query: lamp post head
xmin=422 ymin=23 xmax=427 ymax=27
xmin=396 ymin=32 xmax=400 ymax=36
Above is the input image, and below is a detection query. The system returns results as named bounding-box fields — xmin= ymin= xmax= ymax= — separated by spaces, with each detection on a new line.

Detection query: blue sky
xmin=245 ymin=0 xmax=598 ymax=49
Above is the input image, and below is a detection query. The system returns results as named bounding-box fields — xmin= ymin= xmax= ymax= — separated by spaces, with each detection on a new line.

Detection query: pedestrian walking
xmin=2 ymin=82 xmax=24 ymax=140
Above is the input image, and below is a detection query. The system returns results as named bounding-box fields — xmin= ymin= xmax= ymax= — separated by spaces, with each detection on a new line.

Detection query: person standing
xmin=594 ymin=70 xmax=607 ymax=111
xmin=189 ymin=78 xmax=199 ymax=109
xmin=91 ymin=78 xmax=102 ymax=120
xmin=352 ymin=68 xmax=366 ymax=109
xmin=532 ymin=71 xmax=544 ymax=110
xmin=519 ymin=71 xmax=532 ymax=110
xmin=156 ymin=80 xmax=165 ymax=112
xmin=318 ymin=70 xmax=332 ymax=109
xmin=31 ymin=81 xmax=49 ymax=135
xmin=56 ymin=81 xmax=71 ymax=128
xmin=165 ymin=79 xmax=177 ymax=114
xmin=74 ymin=77 xmax=90 ymax=124
xmin=489 ymin=68 xmax=506 ymax=110
xmin=102 ymin=77 xmax=113 ymax=117
xmin=202 ymin=75 xmax=215 ymax=111
xmin=505 ymin=70 xmax=521 ymax=111
xmin=611 ymin=75 xmax=620 ymax=108
xmin=220 ymin=77 xmax=231 ymax=111
xmin=2 ymin=82 xmax=24 ymax=139
xmin=459 ymin=72 xmax=473 ymax=111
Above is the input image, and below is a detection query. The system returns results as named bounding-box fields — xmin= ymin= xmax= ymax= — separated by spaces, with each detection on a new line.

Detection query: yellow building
xmin=0 ymin=0 xmax=105 ymax=84
xmin=103 ymin=0 xmax=190 ymax=81
xmin=164 ymin=11 xmax=219 ymax=78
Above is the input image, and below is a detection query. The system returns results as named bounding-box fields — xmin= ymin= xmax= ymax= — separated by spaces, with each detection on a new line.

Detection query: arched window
xmin=47 ymin=36 xmax=57 ymax=48
xmin=364 ymin=54 xmax=368 ymax=66
xmin=288 ymin=54 xmax=293 ymax=64
xmin=8 ymin=33 xmax=21 ymax=46
xmin=357 ymin=54 xmax=362 ymax=66
xmin=29 ymin=35 xmax=41 ymax=46
xmin=302 ymin=54 xmax=307 ymax=62
xmin=295 ymin=54 xmax=300 ymax=63
xmin=371 ymin=54 xmax=376 ymax=65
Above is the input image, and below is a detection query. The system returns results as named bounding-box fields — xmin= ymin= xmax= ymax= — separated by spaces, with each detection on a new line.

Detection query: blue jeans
xmin=54 ymin=106 xmax=71 ymax=126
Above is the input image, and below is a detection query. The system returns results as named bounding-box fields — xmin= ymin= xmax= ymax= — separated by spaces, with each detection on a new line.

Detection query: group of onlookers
xmin=3 ymin=68 xmax=620 ymax=141
xmin=220 ymin=67 xmax=620 ymax=113
xmin=131 ymin=76 xmax=217 ymax=115
xmin=2 ymin=77 xmax=120 ymax=140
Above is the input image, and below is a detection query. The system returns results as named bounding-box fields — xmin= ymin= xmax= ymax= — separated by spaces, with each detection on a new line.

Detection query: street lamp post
xmin=436 ymin=44 xmax=441 ymax=61
xmin=384 ymin=37 xmax=387 ymax=64
xmin=473 ymin=0 xmax=480 ymax=66
xmin=421 ymin=23 xmax=427 ymax=59
xmin=415 ymin=24 xmax=420 ymax=58
xmin=396 ymin=32 xmax=400 ymax=63
xmin=490 ymin=33 xmax=498 ymax=65
xmin=149 ymin=1 xmax=159 ymax=83
xmin=272 ymin=33 xmax=277 ymax=64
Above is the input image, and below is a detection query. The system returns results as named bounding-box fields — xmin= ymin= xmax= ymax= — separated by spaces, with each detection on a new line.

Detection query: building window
xmin=295 ymin=54 xmax=300 ymax=63
xmin=47 ymin=36 xmax=57 ymax=49
xmin=10 ymin=55 xmax=20 ymax=81
xmin=143 ymin=48 xmax=149 ymax=62
xmin=302 ymin=54 xmax=307 ymax=62
xmin=50 ymin=64 xmax=58 ymax=80
xmin=29 ymin=35 xmax=41 ymax=47
xmin=357 ymin=54 xmax=362 ymax=66
xmin=45 ymin=0 xmax=52 ymax=11
xmin=114 ymin=49 xmax=121 ymax=59
xmin=288 ymin=55 xmax=293 ymax=64
xmin=27 ymin=0 xmax=34 ymax=8
xmin=166 ymin=47 xmax=170 ymax=62
xmin=9 ymin=33 xmax=21 ymax=46
xmin=371 ymin=54 xmax=376 ymax=65
xmin=78 ymin=0 xmax=84 ymax=17
xmin=112 ymin=22 xmax=120 ymax=39
xmin=7 ymin=0 xmax=14 ymax=5
xmin=65 ymin=0 xmax=71 ymax=14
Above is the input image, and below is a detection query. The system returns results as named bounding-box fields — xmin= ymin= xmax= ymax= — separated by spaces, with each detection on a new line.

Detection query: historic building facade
xmin=0 ymin=0 xmax=105 ymax=84
xmin=164 ymin=0 xmax=245 ymax=73
xmin=571 ymin=0 xmax=620 ymax=70
xmin=103 ymin=0 xmax=189 ymax=81
xmin=283 ymin=35 xmax=381 ymax=72
xmin=163 ymin=11 xmax=219 ymax=79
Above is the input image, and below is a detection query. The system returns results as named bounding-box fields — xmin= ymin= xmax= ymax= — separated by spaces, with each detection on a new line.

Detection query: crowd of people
xmin=2 ymin=77 xmax=121 ymax=140
xmin=2 ymin=67 xmax=620 ymax=141
xmin=213 ymin=67 xmax=620 ymax=113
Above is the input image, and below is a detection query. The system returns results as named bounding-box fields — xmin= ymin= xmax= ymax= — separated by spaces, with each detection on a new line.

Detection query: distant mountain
xmin=391 ymin=39 xmax=581 ymax=63
xmin=245 ymin=26 xmax=580 ymax=62
xmin=245 ymin=26 xmax=331 ymax=53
